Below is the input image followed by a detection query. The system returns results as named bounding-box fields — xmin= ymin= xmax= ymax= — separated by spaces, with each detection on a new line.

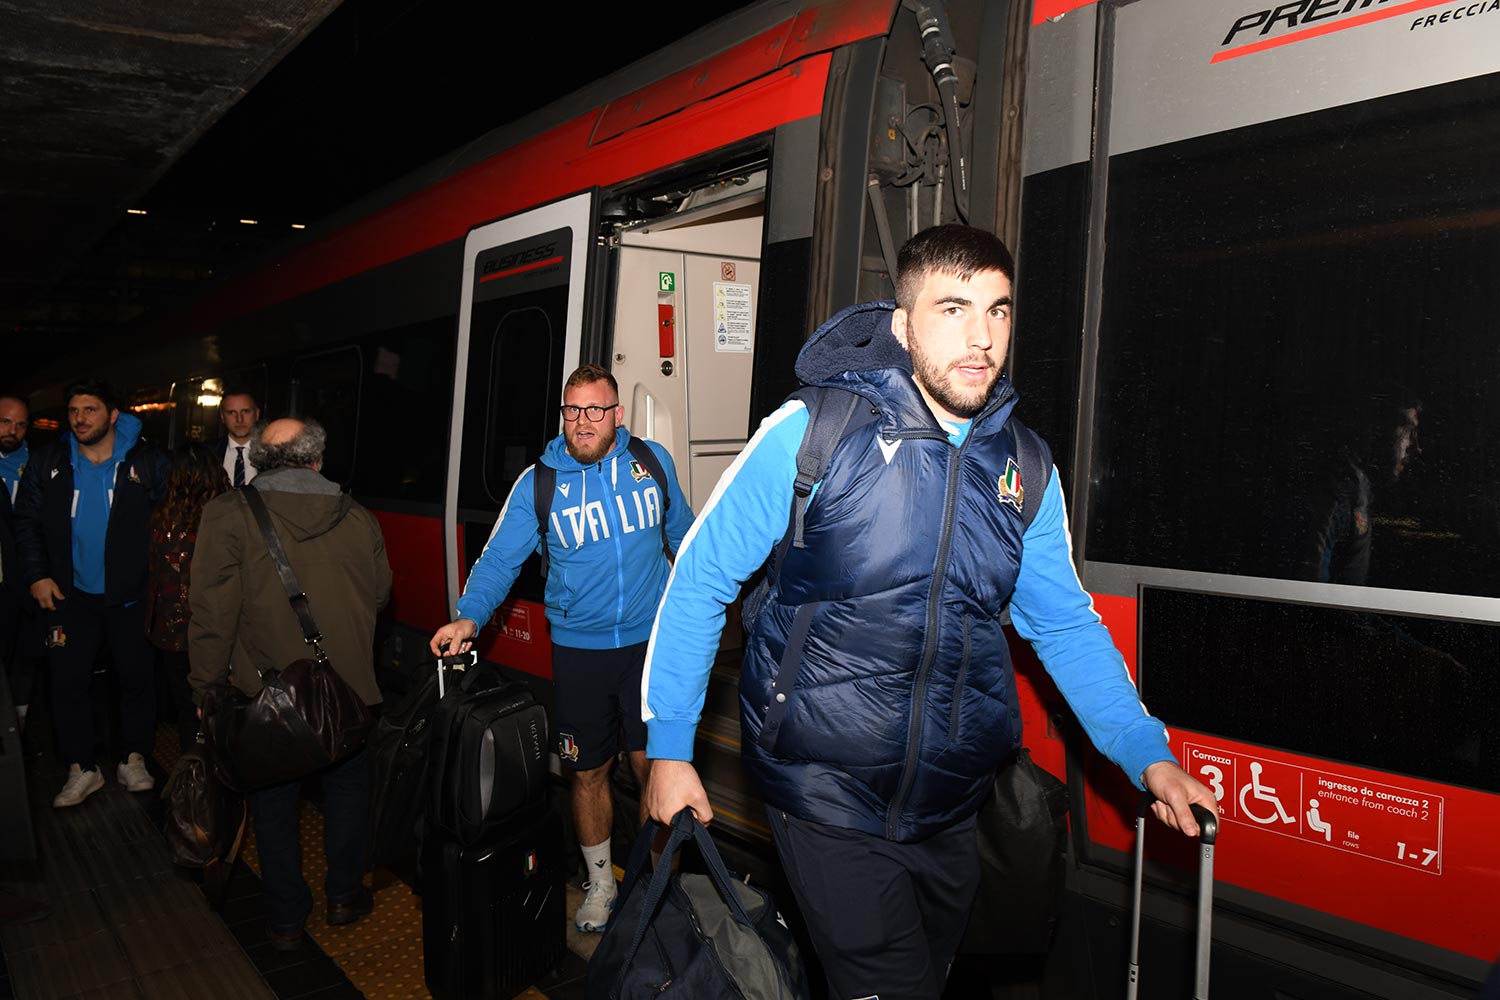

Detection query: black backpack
xmin=532 ymin=436 xmax=672 ymax=575
xmin=424 ymin=662 xmax=550 ymax=846
xmin=742 ymin=385 xmax=1052 ymax=632
xmin=367 ymin=669 xmax=444 ymax=869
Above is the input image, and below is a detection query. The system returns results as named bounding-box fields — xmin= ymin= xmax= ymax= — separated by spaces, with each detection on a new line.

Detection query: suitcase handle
xmin=1128 ymin=794 xmax=1219 ymax=1000
xmin=435 ymin=650 xmax=477 ymax=697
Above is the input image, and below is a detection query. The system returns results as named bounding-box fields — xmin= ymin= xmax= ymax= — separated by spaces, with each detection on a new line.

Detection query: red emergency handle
xmin=658 ymin=303 xmax=675 ymax=358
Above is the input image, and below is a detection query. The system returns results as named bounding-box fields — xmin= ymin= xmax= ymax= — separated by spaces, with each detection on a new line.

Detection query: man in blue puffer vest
xmin=644 ymin=225 xmax=1216 ymax=999
xmin=430 ymin=364 xmax=693 ymax=933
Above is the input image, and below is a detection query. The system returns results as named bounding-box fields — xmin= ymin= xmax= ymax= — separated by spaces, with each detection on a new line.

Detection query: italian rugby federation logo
xmin=997 ymin=457 xmax=1024 ymax=513
xmin=628 ymin=460 xmax=652 ymax=483
xmin=559 ymin=733 xmax=579 ymax=762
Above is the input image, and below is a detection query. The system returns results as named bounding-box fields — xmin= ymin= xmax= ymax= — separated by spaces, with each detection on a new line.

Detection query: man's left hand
xmin=1142 ymin=761 xmax=1219 ymax=838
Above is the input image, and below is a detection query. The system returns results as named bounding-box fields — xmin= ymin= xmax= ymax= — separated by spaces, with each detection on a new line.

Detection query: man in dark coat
xmin=13 ymin=379 xmax=167 ymax=807
xmin=189 ymin=417 xmax=391 ymax=950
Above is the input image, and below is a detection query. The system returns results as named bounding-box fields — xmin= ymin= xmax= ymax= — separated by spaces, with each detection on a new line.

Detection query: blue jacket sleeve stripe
xmin=642 ymin=401 xmax=809 ymax=760
xmin=454 ymin=464 xmax=541 ymax=627
xmin=1007 ymin=469 xmax=1175 ymax=789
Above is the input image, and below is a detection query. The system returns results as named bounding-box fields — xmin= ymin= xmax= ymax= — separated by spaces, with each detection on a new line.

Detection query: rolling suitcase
xmin=1128 ymin=796 xmax=1219 ymax=999
xmin=422 ymin=800 xmax=567 ymax=1000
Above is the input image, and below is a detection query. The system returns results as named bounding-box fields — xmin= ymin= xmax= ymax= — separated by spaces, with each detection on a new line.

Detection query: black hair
xmin=895 ymin=224 xmax=1015 ymax=312
xmin=65 ymin=377 xmax=119 ymax=413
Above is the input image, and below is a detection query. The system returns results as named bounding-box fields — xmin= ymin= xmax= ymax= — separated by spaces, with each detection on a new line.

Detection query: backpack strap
xmin=625 ymin=437 xmax=674 ymax=556
xmin=1008 ymin=419 xmax=1051 ymax=534
xmin=788 ymin=387 xmax=874 ymax=550
xmin=531 ymin=463 xmax=556 ymax=577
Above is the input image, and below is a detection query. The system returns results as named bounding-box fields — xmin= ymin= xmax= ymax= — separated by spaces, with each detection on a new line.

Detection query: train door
xmin=609 ymin=178 xmax=764 ymax=511
xmin=1018 ymin=2 xmax=1500 ymax=995
xmin=444 ymin=192 xmax=594 ymax=678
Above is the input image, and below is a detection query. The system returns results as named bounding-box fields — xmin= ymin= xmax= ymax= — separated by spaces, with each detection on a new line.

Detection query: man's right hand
xmin=646 ymin=759 xmax=714 ymax=826
xmin=29 ymin=578 xmax=64 ymax=612
xmin=429 ymin=618 xmax=478 ymax=657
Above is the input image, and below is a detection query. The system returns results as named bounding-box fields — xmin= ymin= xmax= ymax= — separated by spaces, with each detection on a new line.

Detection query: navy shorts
xmin=552 ymin=641 xmax=649 ymax=771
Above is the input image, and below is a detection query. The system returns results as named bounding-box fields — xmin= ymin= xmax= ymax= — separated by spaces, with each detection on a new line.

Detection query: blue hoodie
xmin=0 ymin=440 xmax=26 ymax=505
xmin=70 ymin=412 xmax=141 ymax=595
xmin=456 ymin=428 xmax=694 ymax=649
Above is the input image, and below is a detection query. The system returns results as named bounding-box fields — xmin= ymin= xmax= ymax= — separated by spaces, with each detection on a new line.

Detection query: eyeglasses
xmin=560 ymin=403 xmax=619 ymax=422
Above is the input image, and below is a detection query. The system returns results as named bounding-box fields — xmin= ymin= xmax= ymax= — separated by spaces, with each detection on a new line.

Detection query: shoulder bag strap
xmin=241 ymin=487 xmax=328 ymax=663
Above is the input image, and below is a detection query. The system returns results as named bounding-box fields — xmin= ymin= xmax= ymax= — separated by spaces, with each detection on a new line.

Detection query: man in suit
xmin=217 ymin=389 xmax=261 ymax=487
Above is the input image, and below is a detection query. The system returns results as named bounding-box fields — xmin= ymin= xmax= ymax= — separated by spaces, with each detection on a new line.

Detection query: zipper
xmin=949 ymin=614 xmax=972 ymax=743
xmin=603 ymin=459 xmax=627 ymax=645
xmin=887 ymin=436 xmax=966 ymax=839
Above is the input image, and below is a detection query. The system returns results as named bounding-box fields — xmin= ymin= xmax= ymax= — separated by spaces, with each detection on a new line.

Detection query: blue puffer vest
xmin=740 ymin=302 xmax=1050 ymax=843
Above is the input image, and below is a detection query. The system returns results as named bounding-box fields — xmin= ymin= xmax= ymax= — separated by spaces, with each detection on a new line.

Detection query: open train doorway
xmin=605 ymin=172 xmax=773 ymax=851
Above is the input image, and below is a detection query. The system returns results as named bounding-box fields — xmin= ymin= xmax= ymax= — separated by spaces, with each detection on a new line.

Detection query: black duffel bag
xmin=160 ymin=732 xmax=246 ymax=869
xmin=587 ymin=809 xmax=811 ymax=1000
xmin=202 ymin=488 xmax=373 ymax=790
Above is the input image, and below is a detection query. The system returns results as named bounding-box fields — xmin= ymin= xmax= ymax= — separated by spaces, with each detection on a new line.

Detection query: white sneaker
xmin=575 ymin=877 xmax=617 ymax=932
xmin=53 ymin=765 xmax=105 ymax=807
xmin=116 ymin=753 xmax=154 ymax=793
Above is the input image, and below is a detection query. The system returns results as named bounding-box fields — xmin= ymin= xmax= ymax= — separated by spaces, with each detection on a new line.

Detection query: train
xmin=23 ymin=0 xmax=1499 ymax=995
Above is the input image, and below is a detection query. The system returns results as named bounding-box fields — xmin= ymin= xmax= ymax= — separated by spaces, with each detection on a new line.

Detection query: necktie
xmin=234 ymin=446 xmax=246 ymax=488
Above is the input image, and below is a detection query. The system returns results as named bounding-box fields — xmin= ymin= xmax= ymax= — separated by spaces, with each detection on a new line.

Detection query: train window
xmin=1015 ymin=164 xmax=1089 ymax=498
xmin=1140 ymin=587 xmax=1499 ymax=793
xmin=169 ymin=377 xmax=227 ymax=445
xmin=481 ymin=306 xmax=559 ymax=506
xmin=351 ymin=318 xmax=455 ymax=504
xmin=1086 ymin=73 xmax=1500 ymax=600
xmin=290 ymin=346 xmax=361 ymax=488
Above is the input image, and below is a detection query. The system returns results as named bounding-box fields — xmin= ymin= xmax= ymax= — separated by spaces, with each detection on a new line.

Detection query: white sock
xmin=581 ymin=839 xmax=614 ymax=890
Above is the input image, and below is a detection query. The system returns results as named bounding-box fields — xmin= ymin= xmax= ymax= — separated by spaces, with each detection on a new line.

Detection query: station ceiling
xmin=1 ymin=1 xmax=344 ymax=381
xmin=3 ymin=0 xmax=751 ymax=395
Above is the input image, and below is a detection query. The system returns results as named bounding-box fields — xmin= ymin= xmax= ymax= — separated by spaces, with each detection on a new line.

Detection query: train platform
xmin=0 ymin=698 xmax=1051 ymax=1000
xmin=0 ymin=712 xmax=598 ymax=1000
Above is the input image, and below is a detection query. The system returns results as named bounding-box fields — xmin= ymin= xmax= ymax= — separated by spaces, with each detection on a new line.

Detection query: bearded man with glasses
xmin=430 ymin=363 xmax=693 ymax=933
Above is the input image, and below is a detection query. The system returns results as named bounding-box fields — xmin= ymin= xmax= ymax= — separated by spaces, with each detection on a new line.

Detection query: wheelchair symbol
xmin=1238 ymin=761 xmax=1295 ymax=826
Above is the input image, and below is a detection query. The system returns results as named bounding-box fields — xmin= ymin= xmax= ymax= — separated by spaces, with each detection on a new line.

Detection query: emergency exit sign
xmin=659 ymin=272 xmax=675 ymax=291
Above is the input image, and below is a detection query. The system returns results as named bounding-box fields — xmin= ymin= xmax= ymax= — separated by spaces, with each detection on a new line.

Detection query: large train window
xmin=352 ymin=319 xmax=455 ymax=504
xmin=1086 ymin=73 xmax=1500 ymax=600
xmin=481 ymin=306 xmax=558 ymax=506
xmin=290 ymin=346 xmax=361 ymax=488
xmin=1141 ymin=587 xmax=1499 ymax=793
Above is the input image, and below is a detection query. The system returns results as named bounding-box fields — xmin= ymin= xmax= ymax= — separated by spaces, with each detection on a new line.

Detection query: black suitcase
xmin=422 ymin=802 xmax=568 ymax=1000
xmin=425 ymin=659 xmax=550 ymax=845
xmin=1128 ymin=795 xmax=1219 ymax=999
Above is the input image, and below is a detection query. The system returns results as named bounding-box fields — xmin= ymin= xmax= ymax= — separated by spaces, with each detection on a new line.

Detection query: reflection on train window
xmin=1086 ymin=74 xmax=1500 ymax=599
xmin=482 ymin=306 xmax=559 ymax=507
xmin=291 ymin=346 xmax=362 ymax=488
xmin=352 ymin=319 xmax=455 ymax=503
xmin=170 ymin=376 xmax=226 ymax=446
xmin=1140 ymin=588 xmax=1498 ymax=793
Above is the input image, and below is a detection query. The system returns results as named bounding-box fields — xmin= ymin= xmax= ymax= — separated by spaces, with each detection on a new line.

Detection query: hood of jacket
xmin=795 ymin=299 xmax=1016 ymax=437
xmin=251 ymin=467 xmax=352 ymax=542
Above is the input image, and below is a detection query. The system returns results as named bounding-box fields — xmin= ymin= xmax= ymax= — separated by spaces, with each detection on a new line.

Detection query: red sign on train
xmin=1182 ymin=743 xmax=1444 ymax=875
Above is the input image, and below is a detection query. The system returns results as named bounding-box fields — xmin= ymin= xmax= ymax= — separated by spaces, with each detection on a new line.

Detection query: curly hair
xmin=152 ymin=442 xmax=232 ymax=535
